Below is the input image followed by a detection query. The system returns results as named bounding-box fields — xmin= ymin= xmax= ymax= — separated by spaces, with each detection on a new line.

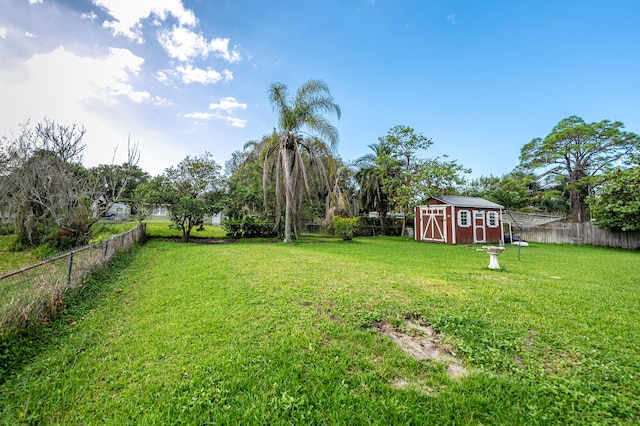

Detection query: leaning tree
xmin=265 ymin=79 xmax=341 ymax=242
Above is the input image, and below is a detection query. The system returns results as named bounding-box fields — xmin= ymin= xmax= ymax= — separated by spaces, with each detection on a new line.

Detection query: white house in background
xmin=150 ymin=204 xmax=170 ymax=218
xmin=211 ymin=211 xmax=224 ymax=226
xmin=105 ymin=202 xmax=131 ymax=220
xmin=146 ymin=204 xmax=224 ymax=225
xmin=90 ymin=192 xmax=131 ymax=220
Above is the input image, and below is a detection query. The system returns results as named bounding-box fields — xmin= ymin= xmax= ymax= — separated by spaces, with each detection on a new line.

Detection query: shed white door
xmin=420 ymin=207 xmax=447 ymax=243
xmin=473 ymin=210 xmax=486 ymax=243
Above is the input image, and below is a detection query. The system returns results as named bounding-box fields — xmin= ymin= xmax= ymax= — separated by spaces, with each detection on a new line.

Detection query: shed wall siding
xmin=417 ymin=199 xmax=503 ymax=245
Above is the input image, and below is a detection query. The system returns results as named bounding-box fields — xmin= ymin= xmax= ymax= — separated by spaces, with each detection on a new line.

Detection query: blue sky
xmin=1 ymin=0 xmax=639 ymax=178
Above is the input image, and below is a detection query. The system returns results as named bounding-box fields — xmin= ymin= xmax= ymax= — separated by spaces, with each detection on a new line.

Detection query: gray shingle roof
xmin=431 ymin=196 xmax=504 ymax=209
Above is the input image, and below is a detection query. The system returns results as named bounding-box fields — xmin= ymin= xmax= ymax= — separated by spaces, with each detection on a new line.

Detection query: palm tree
xmin=266 ymin=79 xmax=341 ymax=242
xmin=356 ymin=142 xmax=395 ymax=233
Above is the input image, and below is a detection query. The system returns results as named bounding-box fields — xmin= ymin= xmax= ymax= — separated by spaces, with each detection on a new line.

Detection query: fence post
xmin=67 ymin=252 xmax=74 ymax=289
xmin=104 ymin=240 xmax=109 ymax=258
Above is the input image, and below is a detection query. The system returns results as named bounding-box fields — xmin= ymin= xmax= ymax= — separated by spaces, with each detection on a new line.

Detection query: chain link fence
xmin=0 ymin=223 xmax=146 ymax=336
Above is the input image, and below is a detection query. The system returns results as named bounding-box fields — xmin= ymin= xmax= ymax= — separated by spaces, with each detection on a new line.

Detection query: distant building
xmin=106 ymin=202 xmax=131 ymax=219
xmin=211 ymin=211 xmax=224 ymax=225
xmin=150 ymin=204 xmax=170 ymax=218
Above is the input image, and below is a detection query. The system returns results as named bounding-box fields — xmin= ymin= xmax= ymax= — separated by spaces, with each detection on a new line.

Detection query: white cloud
xmin=25 ymin=32 xmax=37 ymax=38
xmin=175 ymin=64 xmax=233 ymax=84
xmin=181 ymin=97 xmax=247 ymax=128
xmin=183 ymin=112 xmax=215 ymax=120
xmin=182 ymin=112 xmax=247 ymax=128
xmin=158 ymin=26 xmax=241 ymax=63
xmin=1 ymin=46 xmax=151 ymax=124
xmin=156 ymin=71 xmax=169 ymax=83
xmin=158 ymin=26 xmax=206 ymax=61
xmin=0 ymin=45 xmax=166 ymax=172
xmin=92 ymin=0 xmax=197 ymax=42
xmin=92 ymin=47 xmax=150 ymax=102
xmin=209 ymin=97 xmax=247 ymax=112
xmin=29 ymin=0 xmax=44 ymax=4
xmin=0 ymin=28 xmax=7 ymax=39
xmin=222 ymin=116 xmax=248 ymax=128
xmin=153 ymin=96 xmax=172 ymax=106
xmin=447 ymin=13 xmax=456 ymax=24
xmin=81 ymin=12 xmax=98 ymax=22
xmin=207 ymin=37 xmax=241 ymax=63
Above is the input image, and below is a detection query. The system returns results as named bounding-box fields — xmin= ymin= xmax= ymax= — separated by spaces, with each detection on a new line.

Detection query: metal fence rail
xmin=0 ymin=223 xmax=146 ymax=335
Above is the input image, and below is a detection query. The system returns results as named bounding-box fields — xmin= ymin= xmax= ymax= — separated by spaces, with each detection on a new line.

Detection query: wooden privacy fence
xmin=0 ymin=223 xmax=146 ymax=336
xmin=517 ymin=222 xmax=640 ymax=250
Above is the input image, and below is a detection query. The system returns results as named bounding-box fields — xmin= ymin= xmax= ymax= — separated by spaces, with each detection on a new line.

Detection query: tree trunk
xmin=282 ymin=143 xmax=296 ymax=243
xmin=571 ymin=190 xmax=588 ymax=223
xmin=570 ymin=170 xmax=589 ymax=223
xmin=401 ymin=206 xmax=408 ymax=237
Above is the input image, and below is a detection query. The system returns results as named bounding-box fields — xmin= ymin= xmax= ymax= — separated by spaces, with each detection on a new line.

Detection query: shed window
xmin=487 ymin=211 xmax=499 ymax=228
xmin=457 ymin=210 xmax=471 ymax=227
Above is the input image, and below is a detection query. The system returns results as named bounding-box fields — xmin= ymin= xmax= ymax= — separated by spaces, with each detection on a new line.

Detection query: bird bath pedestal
xmin=481 ymin=246 xmax=505 ymax=270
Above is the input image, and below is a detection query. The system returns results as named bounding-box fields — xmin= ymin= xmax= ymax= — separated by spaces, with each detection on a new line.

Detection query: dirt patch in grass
xmin=314 ymin=304 xmax=342 ymax=323
xmin=391 ymin=378 xmax=436 ymax=396
xmin=374 ymin=320 xmax=468 ymax=380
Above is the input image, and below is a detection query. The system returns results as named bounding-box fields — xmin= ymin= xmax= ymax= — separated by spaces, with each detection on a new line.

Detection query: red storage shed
xmin=415 ymin=196 xmax=504 ymax=245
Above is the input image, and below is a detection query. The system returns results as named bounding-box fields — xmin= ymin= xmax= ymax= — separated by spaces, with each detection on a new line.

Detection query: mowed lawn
xmin=0 ymin=221 xmax=140 ymax=276
xmin=1 ymin=238 xmax=639 ymax=424
xmin=144 ymin=219 xmax=227 ymax=239
xmin=0 ymin=235 xmax=38 ymax=276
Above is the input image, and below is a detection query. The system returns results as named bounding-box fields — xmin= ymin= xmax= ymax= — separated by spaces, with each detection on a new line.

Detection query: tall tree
xmin=224 ymin=148 xmax=266 ymax=219
xmin=266 ymin=79 xmax=341 ymax=242
xmin=379 ymin=126 xmax=432 ymax=230
xmin=465 ymin=171 xmax=547 ymax=211
xmin=520 ymin=116 xmax=640 ymax=222
xmin=378 ymin=125 xmax=469 ymax=235
xmin=88 ymin=136 xmax=145 ymax=218
xmin=2 ymin=119 xmax=89 ymax=247
xmin=356 ymin=142 xmax=395 ymax=232
xmin=1 ymin=120 xmax=144 ymax=248
xmin=323 ymin=153 xmax=358 ymax=227
xmin=134 ymin=153 xmax=224 ymax=241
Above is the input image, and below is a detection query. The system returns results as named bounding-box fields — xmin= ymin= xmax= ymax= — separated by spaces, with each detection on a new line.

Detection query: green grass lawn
xmin=144 ymin=219 xmax=227 ymax=239
xmin=1 ymin=238 xmax=638 ymax=424
xmin=90 ymin=220 xmax=140 ymax=239
xmin=0 ymin=222 xmax=140 ymax=276
xmin=0 ymin=235 xmax=38 ymax=276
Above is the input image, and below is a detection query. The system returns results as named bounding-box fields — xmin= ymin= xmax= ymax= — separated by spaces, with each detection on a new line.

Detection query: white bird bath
xmin=481 ymin=246 xmax=505 ymax=270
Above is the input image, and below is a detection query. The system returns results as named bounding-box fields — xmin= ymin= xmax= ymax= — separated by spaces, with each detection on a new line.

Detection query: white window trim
xmin=457 ymin=209 xmax=471 ymax=227
xmin=487 ymin=211 xmax=499 ymax=228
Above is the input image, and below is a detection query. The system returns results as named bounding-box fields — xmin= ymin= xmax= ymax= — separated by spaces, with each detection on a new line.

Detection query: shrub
xmin=0 ymin=223 xmax=14 ymax=236
xmin=221 ymin=216 xmax=276 ymax=239
xmin=333 ymin=216 xmax=359 ymax=241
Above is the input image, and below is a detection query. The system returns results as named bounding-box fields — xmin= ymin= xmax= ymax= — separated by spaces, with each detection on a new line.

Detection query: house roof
xmin=430 ymin=195 xmax=504 ymax=209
